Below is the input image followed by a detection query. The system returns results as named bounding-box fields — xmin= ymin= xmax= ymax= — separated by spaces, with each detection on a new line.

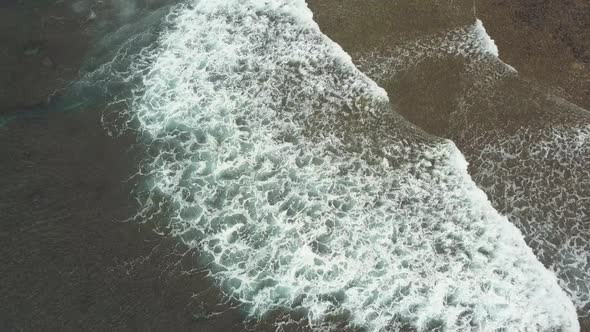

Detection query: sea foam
xmin=104 ymin=0 xmax=579 ymax=330
xmin=352 ymin=16 xmax=589 ymax=319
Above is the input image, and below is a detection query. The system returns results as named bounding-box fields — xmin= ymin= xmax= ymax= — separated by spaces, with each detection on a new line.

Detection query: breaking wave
xmin=349 ymin=18 xmax=590 ymax=319
xmin=89 ymin=0 xmax=579 ymax=330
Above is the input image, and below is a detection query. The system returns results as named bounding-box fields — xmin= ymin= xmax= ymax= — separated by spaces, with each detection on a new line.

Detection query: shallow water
xmin=1 ymin=0 xmax=588 ymax=330
xmin=309 ymin=2 xmax=590 ymax=324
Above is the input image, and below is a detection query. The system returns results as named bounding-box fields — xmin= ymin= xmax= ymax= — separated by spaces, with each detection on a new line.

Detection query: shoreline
xmin=1 ymin=0 xmax=588 ymax=330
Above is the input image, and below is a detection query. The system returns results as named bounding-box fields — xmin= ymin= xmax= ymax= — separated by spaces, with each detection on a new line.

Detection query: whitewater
xmin=345 ymin=12 xmax=590 ymax=321
xmin=94 ymin=0 xmax=580 ymax=330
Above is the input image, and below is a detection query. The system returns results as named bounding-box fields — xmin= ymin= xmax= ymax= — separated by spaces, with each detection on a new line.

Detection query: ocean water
xmin=333 ymin=13 xmax=590 ymax=322
xmin=65 ymin=0 xmax=588 ymax=330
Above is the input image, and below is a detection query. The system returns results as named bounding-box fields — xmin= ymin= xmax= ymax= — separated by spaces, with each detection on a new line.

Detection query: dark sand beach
xmin=1 ymin=0 xmax=588 ymax=330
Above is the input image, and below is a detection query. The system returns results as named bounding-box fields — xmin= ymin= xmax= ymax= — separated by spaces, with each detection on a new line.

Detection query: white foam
xmin=473 ymin=19 xmax=498 ymax=57
xmin=355 ymin=19 xmax=517 ymax=83
xmin=114 ymin=0 xmax=579 ymax=330
xmin=354 ymin=16 xmax=589 ymax=319
xmin=468 ymin=124 xmax=590 ymax=313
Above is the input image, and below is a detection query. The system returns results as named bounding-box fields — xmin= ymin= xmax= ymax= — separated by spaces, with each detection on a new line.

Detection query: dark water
xmin=0 ymin=1 xmax=244 ymax=330
xmin=1 ymin=0 xmax=588 ymax=331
